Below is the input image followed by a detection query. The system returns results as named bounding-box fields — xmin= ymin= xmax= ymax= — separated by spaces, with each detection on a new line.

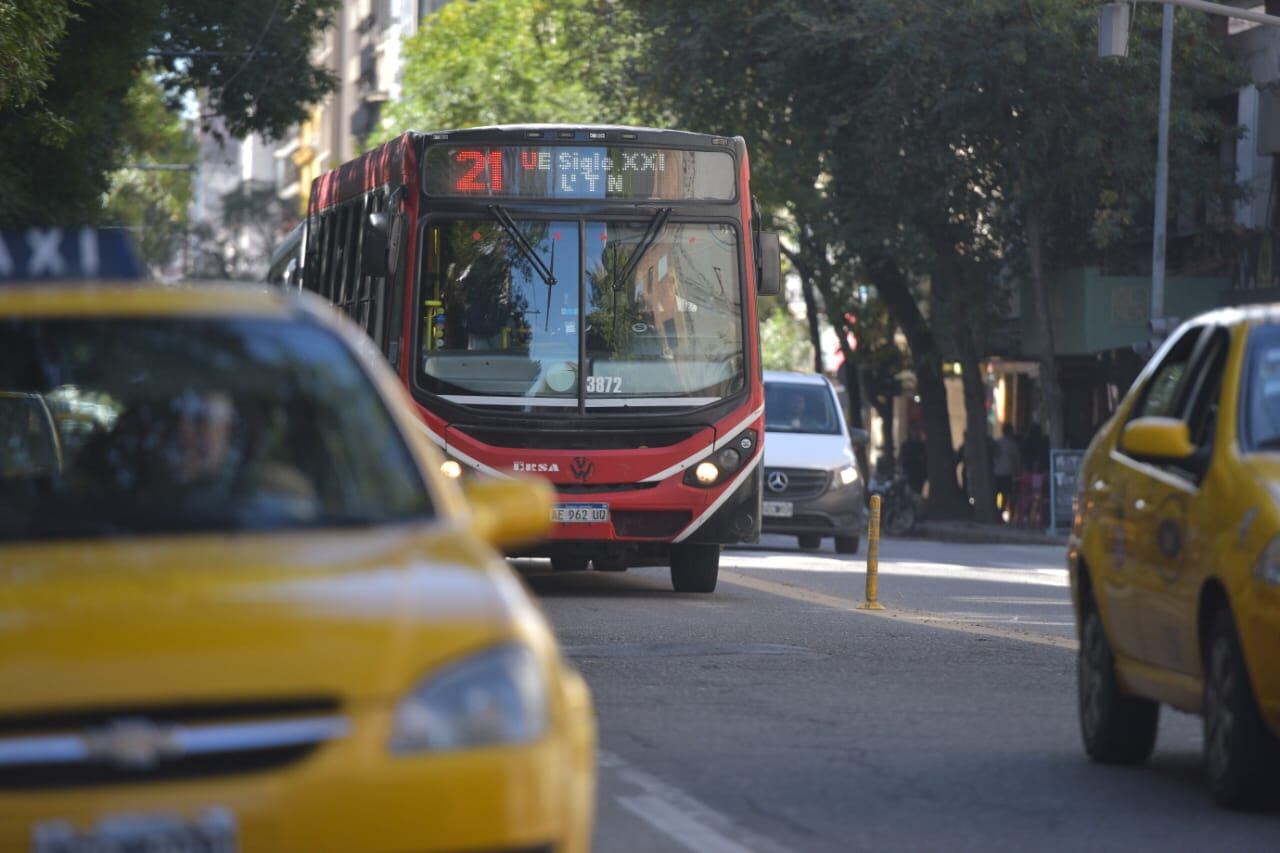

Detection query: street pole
xmin=1151 ymin=4 xmax=1174 ymax=330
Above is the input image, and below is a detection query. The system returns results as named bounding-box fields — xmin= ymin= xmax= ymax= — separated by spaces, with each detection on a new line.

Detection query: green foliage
xmin=0 ymin=0 xmax=75 ymax=111
xmin=0 ymin=0 xmax=338 ymax=227
xmin=760 ymin=310 xmax=815 ymax=372
xmin=377 ymin=0 xmax=637 ymax=141
xmin=104 ymin=72 xmax=197 ymax=273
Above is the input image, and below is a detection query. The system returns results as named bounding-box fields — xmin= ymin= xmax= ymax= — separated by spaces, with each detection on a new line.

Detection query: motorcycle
xmin=867 ymin=473 xmax=923 ymax=536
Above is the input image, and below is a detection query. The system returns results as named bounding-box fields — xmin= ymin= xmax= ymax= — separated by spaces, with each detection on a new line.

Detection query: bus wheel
xmin=550 ymin=555 xmax=589 ymax=572
xmin=670 ymin=544 xmax=719 ymax=593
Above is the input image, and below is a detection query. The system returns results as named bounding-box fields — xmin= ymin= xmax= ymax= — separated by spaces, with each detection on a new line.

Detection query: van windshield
xmin=765 ymin=382 xmax=840 ymax=435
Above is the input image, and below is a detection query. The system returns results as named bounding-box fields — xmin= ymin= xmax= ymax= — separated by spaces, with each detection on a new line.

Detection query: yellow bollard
xmin=857 ymin=494 xmax=885 ymax=610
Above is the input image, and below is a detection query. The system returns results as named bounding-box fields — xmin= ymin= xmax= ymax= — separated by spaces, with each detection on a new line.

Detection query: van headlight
xmin=390 ymin=645 xmax=548 ymax=753
xmin=1257 ymin=536 xmax=1280 ymax=585
xmin=834 ymin=465 xmax=859 ymax=487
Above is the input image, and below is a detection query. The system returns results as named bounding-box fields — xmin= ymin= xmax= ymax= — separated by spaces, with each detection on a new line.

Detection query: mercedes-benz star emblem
xmin=767 ymin=471 xmax=789 ymax=493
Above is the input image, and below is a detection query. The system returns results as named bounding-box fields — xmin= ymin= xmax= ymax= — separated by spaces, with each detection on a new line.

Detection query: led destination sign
xmin=424 ymin=145 xmax=734 ymax=200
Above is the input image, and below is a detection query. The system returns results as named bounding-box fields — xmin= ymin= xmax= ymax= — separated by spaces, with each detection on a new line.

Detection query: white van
xmin=762 ymin=371 xmax=867 ymax=553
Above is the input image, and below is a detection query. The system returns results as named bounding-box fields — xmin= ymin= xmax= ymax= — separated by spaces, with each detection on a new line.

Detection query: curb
xmin=902 ymin=522 xmax=1068 ymax=548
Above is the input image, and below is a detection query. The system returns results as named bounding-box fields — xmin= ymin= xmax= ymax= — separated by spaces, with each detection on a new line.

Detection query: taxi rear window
xmin=0 ymin=316 xmax=432 ymax=542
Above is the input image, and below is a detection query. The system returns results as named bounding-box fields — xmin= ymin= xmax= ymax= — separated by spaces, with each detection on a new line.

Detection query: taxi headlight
xmin=390 ymin=645 xmax=548 ymax=753
xmin=1257 ymin=536 xmax=1280 ymax=585
xmin=835 ymin=465 xmax=859 ymax=487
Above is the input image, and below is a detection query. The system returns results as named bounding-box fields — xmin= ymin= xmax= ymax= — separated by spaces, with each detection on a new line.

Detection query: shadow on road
xmin=512 ymin=563 xmax=679 ymax=600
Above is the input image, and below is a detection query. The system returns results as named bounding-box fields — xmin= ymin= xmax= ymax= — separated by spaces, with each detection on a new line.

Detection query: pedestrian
xmin=900 ymin=424 xmax=927 ymax=495
xmin=993 ymin=423 xmax=1021 ymax=520
xmin=1021 ymin=423 xmax=1049 ymax=474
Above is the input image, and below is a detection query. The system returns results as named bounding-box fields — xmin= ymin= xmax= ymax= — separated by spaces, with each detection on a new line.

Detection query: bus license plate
xmin=552 ymin=503 xmax=609 ymax=524
xmin=762 ymin=501 xmax=793 ymax=518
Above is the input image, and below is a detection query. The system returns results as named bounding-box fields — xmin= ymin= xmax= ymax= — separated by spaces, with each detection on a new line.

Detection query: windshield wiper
xmin=489 ymin=204 xmax=556 ymax=287
xmin=489 ymin=204 xmax=559 ymax=331
xmin=611 ymin=207 xmax=672 ymax=293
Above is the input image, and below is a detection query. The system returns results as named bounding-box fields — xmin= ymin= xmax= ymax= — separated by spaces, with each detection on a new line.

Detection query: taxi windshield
xmin=0 ymin=316 xmax=432 ymax=542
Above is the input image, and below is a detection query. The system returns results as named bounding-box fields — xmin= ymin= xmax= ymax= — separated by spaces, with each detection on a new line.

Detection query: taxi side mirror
xmin=1121 ymin=416 xmax=1194 ymax=462
xmin=463 ymin=475 xmax=553 ymax=550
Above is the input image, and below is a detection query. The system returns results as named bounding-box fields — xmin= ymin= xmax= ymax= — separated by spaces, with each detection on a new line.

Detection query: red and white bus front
xmin=408 ymin=127 xmax=774 ymax=591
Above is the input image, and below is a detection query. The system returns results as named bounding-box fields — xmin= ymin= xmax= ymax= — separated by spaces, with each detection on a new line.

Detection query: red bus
xmin=299 ymin=125 xmax=780 ymax=592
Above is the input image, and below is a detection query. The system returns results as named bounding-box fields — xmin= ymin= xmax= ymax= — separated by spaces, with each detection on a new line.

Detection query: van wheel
xmin=797 ymin=534 xmax=822 ymax=550
xmin=1204 ymin=608 xmax=1280 ymax=809
xmin=550 ymin=555 xmax=589 ymax=572
xmin=835 ymin=535 xmax=860 ymax=555
xmin=670 ymin=544 xmax=719 ymax=593
xmin=1078 ymin=602 xmax=1159 ymax=764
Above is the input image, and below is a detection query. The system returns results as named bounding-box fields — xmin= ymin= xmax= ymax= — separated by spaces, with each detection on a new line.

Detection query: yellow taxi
xmin=1069 ymin=306 xmax=1280 ymax=808
xmin=0 ymin=283 xmax=595 ymax=851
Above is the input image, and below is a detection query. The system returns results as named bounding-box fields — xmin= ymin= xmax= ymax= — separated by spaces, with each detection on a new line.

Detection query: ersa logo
xmin=512 ymin=462 xmax=560 ymax=473
xmin=0 ymin=228 xmax=144 ymax=281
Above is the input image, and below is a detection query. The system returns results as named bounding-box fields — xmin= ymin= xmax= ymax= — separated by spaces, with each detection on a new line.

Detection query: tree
xmin=0 ymin=0 xmax=338 ymax=226
xmin=377 ymin=0 xmax=635 ymax=141
xmin=0 ymin=0 xmax=74 ymax=112
xmin=104 ymin=71 xmax=197 ymax=275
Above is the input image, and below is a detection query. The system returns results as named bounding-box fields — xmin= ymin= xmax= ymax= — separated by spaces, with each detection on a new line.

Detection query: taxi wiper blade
xmin=488 ymin=204 xmax=556 ymax=287
xmin=612 ymin=207 xmax=672 ymax=293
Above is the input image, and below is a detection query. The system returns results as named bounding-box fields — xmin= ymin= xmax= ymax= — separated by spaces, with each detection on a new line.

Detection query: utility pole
xmin=1099 ymin=0 xmax=1280 ymax=338
xmin=1151 ymin=5 xmax=1173 ymax=332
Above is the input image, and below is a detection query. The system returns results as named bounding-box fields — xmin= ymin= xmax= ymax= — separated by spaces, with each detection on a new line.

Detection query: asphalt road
xmin=514 ymin=536 xmax=1278 ymax=852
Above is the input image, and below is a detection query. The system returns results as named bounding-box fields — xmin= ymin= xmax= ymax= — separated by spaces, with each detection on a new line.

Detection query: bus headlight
xmin=835 ymin=465 xmax=859 ymax=487
xmin=390 ymin=645 xmax=547 ymax=753
xmin=440 ymin=459 xmax=463 ymax=480
xmin=683 ymin=429 xmax=757 ymax=488
xmin=693 ymin=462 xmax=720 ymax=485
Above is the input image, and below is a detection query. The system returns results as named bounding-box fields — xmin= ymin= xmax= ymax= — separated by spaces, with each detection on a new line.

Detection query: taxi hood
xmin=0 ymin=525 xmax=529 ymax=714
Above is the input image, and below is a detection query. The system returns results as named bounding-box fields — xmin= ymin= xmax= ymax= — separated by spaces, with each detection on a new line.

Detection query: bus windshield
xmin=418 ymin=218 xmax=744 ymax=408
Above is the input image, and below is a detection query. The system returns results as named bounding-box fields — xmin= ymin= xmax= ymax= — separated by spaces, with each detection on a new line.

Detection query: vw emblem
xmin=767 ymin=471 xmax=789 ymax=493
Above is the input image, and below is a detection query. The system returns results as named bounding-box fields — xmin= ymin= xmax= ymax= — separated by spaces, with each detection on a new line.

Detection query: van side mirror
xmin=361 ymin=212 xmax=390 ymax=277
xmin=850 ymin=427 xmax=870 ymax=447
xmin=757 ymin=231 xmax=782 ymax=296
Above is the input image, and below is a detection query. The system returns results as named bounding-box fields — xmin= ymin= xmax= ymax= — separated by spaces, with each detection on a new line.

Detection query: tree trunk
xmin=1025 ymin=206 xmax=1065 ymax=449
xmin=957 ymin=326 xmax=997 ymax=523
xmin=799 ymin=269 xmax=825 ymax=374
xmin=834 ymin=323 xmax=871 ymax=481
xmin=865 ymin=254 xmax=967 ymax=518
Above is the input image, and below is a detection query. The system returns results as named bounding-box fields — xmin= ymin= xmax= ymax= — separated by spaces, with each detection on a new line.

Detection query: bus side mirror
xmin=362 ymin=212 xmax=390 ymax=277
xmin=757 ymin=231 xmax=781 ymax=296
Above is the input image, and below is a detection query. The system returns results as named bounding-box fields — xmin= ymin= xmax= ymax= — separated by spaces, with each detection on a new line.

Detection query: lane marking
xmin=602 ymin=750 xmax=790 ymax=853
xmin=722 ymin=552 xmax=1068 ymax=588
xmin=719 ymin=569 xmax=1078 ymax=651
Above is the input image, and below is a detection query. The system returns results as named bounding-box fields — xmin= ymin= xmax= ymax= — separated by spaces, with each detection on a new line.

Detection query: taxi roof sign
xmin=0 ymin=228 xmax=143 ymax=281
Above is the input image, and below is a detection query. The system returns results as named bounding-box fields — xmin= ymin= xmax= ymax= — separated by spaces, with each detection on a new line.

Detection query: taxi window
xmin=0 ymin=316 xmax=433 ymax=542
xmin=1240 ymin=323 xmax=1280 ymax=452
xmin=1130 ymin=327 xmax=1202 ymax=421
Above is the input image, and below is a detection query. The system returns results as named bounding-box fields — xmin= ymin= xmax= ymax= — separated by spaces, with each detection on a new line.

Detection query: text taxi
xmin=1069 ymin=306 xmax=1280 ymax=808
xmin=0 ymin=281 xmax=595 ymax=851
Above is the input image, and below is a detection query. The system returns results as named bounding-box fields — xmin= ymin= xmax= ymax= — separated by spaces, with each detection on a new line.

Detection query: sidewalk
xmin=905 ymin=520 xmax=1068 ymax=548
